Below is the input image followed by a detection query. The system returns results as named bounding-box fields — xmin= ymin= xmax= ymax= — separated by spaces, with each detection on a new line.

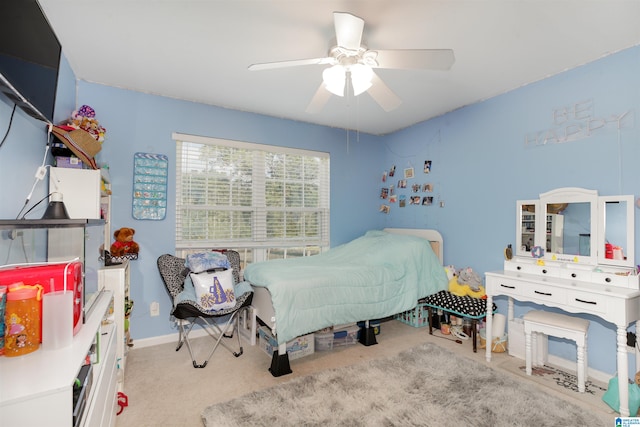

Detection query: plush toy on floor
xmin=111 ymin=227 xmax=140 ymax=257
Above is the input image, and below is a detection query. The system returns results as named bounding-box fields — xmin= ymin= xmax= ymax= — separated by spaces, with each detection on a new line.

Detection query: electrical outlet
xmin=150 ymin=301 xmax=160 ymax=317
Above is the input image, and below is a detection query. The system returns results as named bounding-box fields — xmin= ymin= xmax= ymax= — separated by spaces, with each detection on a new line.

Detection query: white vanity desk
xmin=485 ymin=188 xmax=640 ymax=417
xmin=485 ymin=266 xmax=640 ymax=416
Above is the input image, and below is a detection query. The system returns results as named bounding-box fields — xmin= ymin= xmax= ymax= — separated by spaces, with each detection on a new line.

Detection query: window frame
xmin=173 ymin=132 xmax=330 ymax=263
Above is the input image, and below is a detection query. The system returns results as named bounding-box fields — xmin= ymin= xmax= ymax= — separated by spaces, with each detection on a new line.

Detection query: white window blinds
xmin=173 ymin=133 xmax=330 ymax=253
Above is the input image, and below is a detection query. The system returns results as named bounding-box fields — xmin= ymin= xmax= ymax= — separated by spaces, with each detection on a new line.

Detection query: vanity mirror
xmin=598 ymin=195 xmax=635 ymax=268
xmin=514 ymin=187 xmax=636 ymax=273
xmin=515 ymin=200 xmax=537 ymax=257
xmin=539 ymin=187 xmax=598 ymax=265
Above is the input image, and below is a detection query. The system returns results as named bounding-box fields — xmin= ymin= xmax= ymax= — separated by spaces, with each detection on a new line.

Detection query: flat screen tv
xmin=0 ymin=0 xmax=61 ymax=123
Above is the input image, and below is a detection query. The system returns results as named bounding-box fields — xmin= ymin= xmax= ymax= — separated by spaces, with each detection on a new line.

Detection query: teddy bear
xmin=110 ymin=227 xmax=140 ymax=257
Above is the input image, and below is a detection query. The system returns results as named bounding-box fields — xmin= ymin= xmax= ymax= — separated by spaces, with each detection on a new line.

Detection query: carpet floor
xmin=117 ymin=319 xmax=616 ymax=427
xmin=202 ymin=342 xmax=602 ymax=426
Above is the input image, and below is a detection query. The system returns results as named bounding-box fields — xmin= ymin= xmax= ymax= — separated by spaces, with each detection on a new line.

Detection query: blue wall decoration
xmin=132 ymin=152 xmax=168 ymax=220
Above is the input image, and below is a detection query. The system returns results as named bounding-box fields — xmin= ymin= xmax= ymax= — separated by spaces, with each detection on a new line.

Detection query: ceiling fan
xmin=248 ymin=11 xmax=455 ymax=113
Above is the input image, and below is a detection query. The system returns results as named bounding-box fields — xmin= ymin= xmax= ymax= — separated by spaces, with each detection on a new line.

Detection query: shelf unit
xmin=545 ymin=213 xmax=564 ymax=253
xmin=518 ymin=213 xmax=564 ymax=253
xmin=520 ymin=212 xmax=535 ymax=251
xmin=101 ymin=167 xmax=112 ymax=252
xmin=0 ymin=290 xmax=117 ymax=426
xmin=0 ymin=217 xmax=118 ymax=426
xmin=100 ymin=259 xmax=131 ymax=391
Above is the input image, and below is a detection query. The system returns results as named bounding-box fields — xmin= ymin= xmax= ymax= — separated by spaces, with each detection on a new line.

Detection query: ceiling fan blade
xmin=306 ymin=84 xmax=332 ymax=114
xmin=334 ymin=12 xmax=364 ymax=50
xmin=372 ymin=49 xmax=455 ymax=70
xmin=367 ymin=72 xmax=402 ymax=112
xmin=249 ymin=57 xmax=334 ymax=71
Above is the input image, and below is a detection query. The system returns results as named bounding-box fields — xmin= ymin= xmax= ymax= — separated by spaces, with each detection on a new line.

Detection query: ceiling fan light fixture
xmin=350 ymin=64 xmax=373 ymax=96
xmin=322 ymin=65 xmax=346 ymax=96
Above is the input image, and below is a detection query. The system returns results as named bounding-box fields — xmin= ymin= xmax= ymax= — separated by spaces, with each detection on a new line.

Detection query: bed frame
xmin=250 ymin=228 xmax=444 ymax=376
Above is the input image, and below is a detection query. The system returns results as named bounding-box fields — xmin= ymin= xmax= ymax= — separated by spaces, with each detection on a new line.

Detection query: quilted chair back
xmin=157 ymin=250 xmax=241 ymax=300
xmin=157 ymin=253 xmax=187 ymax=300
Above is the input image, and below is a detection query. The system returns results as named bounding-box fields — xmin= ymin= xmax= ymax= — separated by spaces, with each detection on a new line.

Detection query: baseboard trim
xmin=134 ymin=328 xmax=240 ymax=348
xmin=132 ymin=321 xmax=256 ymax=349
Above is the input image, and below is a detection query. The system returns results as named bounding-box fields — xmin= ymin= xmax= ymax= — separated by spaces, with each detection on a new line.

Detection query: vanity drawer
xmin=486 ymin=276 xmax=525 ymax=297
xmin=522 ymin=283 xmax=566 ymax=305
xmin=591 ymin=272 xmax=639 ymax=289
xmin=566 ymin=290 xmax=606 ymax=314
xmin=558 ymin=269 xmax=592 ymax=282
xmin=506 ymin=262 xmax=558 ymax=277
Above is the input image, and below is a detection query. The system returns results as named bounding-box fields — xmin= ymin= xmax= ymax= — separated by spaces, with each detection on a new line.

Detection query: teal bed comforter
xmin=243 ymin=230 xmax=448 ymax=344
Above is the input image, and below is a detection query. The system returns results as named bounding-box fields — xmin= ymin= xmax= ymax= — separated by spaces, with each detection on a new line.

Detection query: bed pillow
xmin=190 ymin=269 xmax=235 ymax=310
xmin=186 ymin=252 xmax=231 ymax=274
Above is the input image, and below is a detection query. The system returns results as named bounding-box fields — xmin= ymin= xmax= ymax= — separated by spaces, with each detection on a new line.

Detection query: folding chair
xmin=157 ymin=251 xmax=253 ymax=368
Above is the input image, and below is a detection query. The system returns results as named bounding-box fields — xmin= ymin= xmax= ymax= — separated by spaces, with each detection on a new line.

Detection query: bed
xmin=244 ymin=228 xmax=448 ymax=376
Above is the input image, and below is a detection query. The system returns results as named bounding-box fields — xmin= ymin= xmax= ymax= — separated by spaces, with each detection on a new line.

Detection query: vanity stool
xmin=523 ymin=310 xmax=589 ymax=392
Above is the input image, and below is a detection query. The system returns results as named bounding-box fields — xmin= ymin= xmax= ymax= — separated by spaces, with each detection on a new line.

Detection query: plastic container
xmin=314 ymin=331 xmax=334 ymax=351
xmin=42 ymin=290 xmax=73 ymax=351
xmin=332 ymin=324 xmax=359 ymax=347
xmin=394 ymin=303 xmax=431 ymax=327
xmin=4 ymin=283 xmax=43 ymax=356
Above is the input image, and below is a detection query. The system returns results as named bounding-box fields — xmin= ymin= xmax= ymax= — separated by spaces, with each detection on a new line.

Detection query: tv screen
xmin=0 ymin=0 xmax=61 ymax=123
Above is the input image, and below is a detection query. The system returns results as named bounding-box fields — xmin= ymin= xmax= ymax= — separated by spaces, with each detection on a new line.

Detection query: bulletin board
xmin=132 ymin=152 xmax=168 ymax=220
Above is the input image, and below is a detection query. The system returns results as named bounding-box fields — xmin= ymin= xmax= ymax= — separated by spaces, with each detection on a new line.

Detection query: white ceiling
xmin=38 ymin=0 xmax=640 ymax=135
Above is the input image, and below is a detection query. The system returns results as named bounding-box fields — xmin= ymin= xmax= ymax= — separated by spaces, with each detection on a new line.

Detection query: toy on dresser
xmin=110 ymin=228 xmax=140 ymax=257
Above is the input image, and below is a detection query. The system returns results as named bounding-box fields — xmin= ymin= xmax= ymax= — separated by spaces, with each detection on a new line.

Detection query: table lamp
xmin=42 ymin=192 xmax=70 ymax=219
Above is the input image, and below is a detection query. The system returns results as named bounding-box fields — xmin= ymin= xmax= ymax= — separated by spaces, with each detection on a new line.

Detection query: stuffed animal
xmin=110 ymin=227 xmax=140 ymax=257
xmin=444 ymin=265 xmax=457 ymax=281
xmin=449 ymin=267 xmax=486 ymax=299
xmin=457 ymin=267 xmax=483 ymax=291
xmin=66 ymin=104 xmax=107 ymax=142
xmin=449 ymin=276 xmax=486 ymax=299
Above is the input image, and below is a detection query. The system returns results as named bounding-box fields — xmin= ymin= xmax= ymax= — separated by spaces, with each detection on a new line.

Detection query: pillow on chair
xmin=190 ymin=269 xmax=235 ymax=310
xmin=186 ymin=252 xmax=231 ymax=274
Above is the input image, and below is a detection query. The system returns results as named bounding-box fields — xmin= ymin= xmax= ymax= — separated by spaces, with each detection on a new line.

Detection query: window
xmin=173 ymin=133 xmax=330 ymax=265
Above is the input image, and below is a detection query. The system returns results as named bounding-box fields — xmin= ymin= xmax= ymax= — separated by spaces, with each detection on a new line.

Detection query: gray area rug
xmin=202 ymin=343 xmax=602 ymax=427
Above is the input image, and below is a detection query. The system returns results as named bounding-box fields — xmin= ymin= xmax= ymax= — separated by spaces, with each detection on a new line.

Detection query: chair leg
xmin=176 ymin=312 xmax=246 ymax=368
xmin=176 ymin=319 xmax=195 ymax=352
xmin=525 ymin=329 xmax=533 ymax=376
xmin=199 ymin=313 xmax=244 ymax=366
xmin=201 ymin=312 xmax=245 ymax=368
xmin=471 ymin=319 xmax=477 ymax=353
xmin=577 ymin=335 xmax=586 ymax=393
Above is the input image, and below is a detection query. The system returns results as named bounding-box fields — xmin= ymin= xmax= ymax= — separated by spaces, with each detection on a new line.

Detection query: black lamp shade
xmin=42 ymin=193 xmax=70 ymax=219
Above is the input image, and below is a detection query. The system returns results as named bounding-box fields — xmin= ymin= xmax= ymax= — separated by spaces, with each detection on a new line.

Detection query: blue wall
xmin=1 ymin=44 xmax=639 ymax=377
xmin=381 ymin=46 xmax=640 ymax=375
xmin=0 ymin=54 xmax=76 ymax=221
